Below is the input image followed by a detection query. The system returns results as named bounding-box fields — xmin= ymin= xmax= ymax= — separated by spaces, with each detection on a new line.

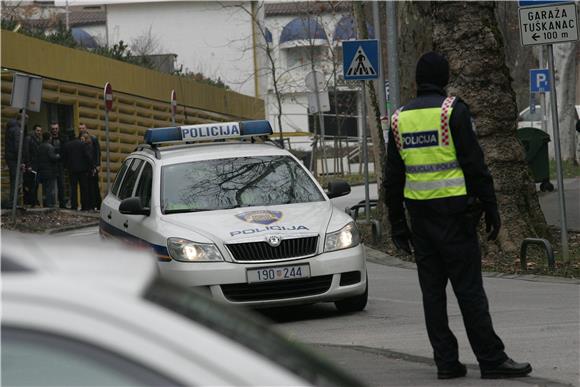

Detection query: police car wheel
xmin=334 ymin=276 xmax=368 ymax=313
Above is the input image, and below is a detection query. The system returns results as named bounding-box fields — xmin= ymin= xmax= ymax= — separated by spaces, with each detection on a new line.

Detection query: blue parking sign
xmin=342 ymin=40 xmax=379 ymax=80
xmin=530 ymin=69 xmax=550 ymax=93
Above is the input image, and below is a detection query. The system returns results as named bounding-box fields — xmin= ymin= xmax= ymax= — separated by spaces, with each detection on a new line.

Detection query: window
xmin=111 ymin=160 xmax=131 ymax=197
xmin=285 ymin=46 xmax=324 ymax=70
xmin=308 ymin=90 xmax=358 ymax=136
xmin=2 ymin=327 xmax=179 ymax=386
xmin=161 ymin=156 xmax=324 ymax=213
xmin=135 ymin=162 xmax=153 ymax=208
xmin=118 ymin=159 xmax=144 ymax=200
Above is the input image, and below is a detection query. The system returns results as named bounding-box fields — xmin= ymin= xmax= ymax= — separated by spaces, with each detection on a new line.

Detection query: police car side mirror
xmin=326 ymin=181 xmax=351 ymax=199
xmin=119 ymin=197 xmax=150 ymax=216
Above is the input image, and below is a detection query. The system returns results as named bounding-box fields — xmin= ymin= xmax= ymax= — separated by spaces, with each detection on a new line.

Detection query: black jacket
xmin=63 ymin=138 xmax=93 ymax=173
xmin=24 ymin=135 xmax=42 ymax=170
xmin=50 ymin=134 xmax=67 ymax=171
xmin=90 ymin=135 xmax=101 ymax=168
xmin=4 ymin=119 xmax=21 ymax=162
xmin=37 ymin=142 xmax=60 ymax=179
xmin=384 ymin=84 xmax=497 ymax=223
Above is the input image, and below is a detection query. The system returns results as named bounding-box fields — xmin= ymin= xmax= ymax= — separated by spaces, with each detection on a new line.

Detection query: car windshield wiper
xmin=164 ymin=208 xmax=215 ymax=214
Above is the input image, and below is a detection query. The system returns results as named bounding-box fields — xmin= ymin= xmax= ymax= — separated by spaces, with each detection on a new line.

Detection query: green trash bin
xmin=516 ymin=127 xmax=554 ymax=192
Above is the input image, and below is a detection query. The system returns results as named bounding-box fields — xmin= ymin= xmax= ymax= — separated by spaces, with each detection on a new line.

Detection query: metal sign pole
xmin=546 ymin=44 xmax=569 ymax=262
xmin=539 ymin=47 xmax=548 ymax=133
xmin=386 ymin=1 xmax=400 ymax=110
xmin=104 ymin=83 xmax=112 ymax=193
xmin=105 ymin=109 xmax=111 ymax=193
xmin=362 ymin=81 xmax=370 ymax=222
xmin=171 ymin=90 xmax=176 ymax=126
xmin=312 ymin=71 xmax=327 ymax=175
xmin=11 ymin=103 xmax=28 ymax=220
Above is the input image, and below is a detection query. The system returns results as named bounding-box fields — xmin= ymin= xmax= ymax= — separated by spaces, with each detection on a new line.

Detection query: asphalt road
xmin=331 ymin=178 xmax=580 ymax=231
xmin=62 ymin=226 xmax=579 ymax=386
xmin=261 ymin=259 xmax=579 ymax=386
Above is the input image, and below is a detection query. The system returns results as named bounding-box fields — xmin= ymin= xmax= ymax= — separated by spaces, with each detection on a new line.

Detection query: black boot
xmin=481 ymin=358 xmax=532 ymax=379
xmin=437 ymin=362 xmax=467 ymax=379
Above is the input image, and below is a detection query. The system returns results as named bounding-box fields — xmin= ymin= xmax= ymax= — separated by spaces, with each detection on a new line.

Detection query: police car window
xmin=118 ymin=159 xmax=144 ymax=200
xmin=135 ymin=162 xmax=153 ymax=208
xmin=161 ymin=156 xmax=324 ymax=213
xmin=111 ymin=160 xmax=131 ymax=197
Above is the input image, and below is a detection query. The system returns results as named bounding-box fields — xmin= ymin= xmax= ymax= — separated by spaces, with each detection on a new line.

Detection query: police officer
xmin=384 ymin=52 xmax=532 ymax=380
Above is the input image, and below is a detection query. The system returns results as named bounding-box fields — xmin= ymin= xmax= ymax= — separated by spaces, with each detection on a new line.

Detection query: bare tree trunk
xmin=432 ymin=1 xmax=550 ymax=260
xmin=397 ymin=2 xmax=434 ymax=105
xmin=353 ymin=2 xmax=388 ymax=233
xmin=546 ymin=42 xmax=578 ymax=163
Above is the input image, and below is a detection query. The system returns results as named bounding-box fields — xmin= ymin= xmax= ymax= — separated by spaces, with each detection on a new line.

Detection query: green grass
xmin=549 ymin=159 xmax=580 ymax=179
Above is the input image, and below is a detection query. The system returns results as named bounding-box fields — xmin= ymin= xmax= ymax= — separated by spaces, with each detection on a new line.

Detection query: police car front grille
xmin=221 ymin=275 xmax=333 ymax=302
xmin=226 ymin=236 xmax=318 ymax=262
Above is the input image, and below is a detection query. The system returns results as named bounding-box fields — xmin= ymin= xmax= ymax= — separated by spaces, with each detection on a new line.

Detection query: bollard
xmin=520 ymin=238 xmax=555 ymax=271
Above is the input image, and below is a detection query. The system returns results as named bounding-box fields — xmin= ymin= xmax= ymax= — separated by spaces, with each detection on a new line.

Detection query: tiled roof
xmin=3 ymin=8 xmax=105 ymax=29
xmin=265 ymin=2 xmax=351 ymax=16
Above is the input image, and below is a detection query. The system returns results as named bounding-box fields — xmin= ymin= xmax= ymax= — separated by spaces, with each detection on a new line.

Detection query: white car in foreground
xmin=2 ymin=233 xmax=364 ymax=386
xmin=99 ymin=120 xmax=368 ymax=312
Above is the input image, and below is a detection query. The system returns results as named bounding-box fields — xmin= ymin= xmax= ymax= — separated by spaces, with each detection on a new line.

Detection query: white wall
xmin=264 ymin=11 xmax=351 ymax=134
xmin=106 ymin=1 xmax=257 ymax=97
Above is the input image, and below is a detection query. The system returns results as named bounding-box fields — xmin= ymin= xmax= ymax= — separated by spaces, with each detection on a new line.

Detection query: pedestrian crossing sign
xmin=342 ymin=39 xmax=380 ymax=80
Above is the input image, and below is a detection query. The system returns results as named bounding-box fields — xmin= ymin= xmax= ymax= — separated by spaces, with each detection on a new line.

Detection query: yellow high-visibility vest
xmin=391 ymin=96 xmax=467 ymax=200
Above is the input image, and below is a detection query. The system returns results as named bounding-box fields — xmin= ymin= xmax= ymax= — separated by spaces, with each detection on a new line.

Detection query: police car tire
xmin=334 ymin=276 xmax=368 ymax=313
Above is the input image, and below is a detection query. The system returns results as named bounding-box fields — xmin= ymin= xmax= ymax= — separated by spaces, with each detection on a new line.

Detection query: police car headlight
xmin=167 ymin=238 xmax=224 ymax=262
xmin=324 ymin=222 xmax=360 ymax=252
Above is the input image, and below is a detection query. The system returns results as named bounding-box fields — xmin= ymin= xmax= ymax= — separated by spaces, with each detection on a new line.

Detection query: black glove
xmin=483 ymin=204 xmax=501 ymax=241
xmin=391 ymin=219 xmax=413 ymax=254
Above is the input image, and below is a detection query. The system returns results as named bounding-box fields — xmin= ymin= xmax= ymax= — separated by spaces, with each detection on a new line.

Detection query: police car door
xmin=126 ymin=160 xmax=156 ymax=244
xmin=107 ymin=158 xmax=144 ymax=239
xmin=101 ymin=158 xmax=132 ymax=238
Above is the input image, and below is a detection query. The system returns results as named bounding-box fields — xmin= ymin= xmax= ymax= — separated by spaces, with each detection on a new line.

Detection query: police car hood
xmin=160 ymin=201 xmax=335 ymax=243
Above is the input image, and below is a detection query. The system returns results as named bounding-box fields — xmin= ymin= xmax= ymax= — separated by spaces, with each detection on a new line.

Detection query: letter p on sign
xmin=530 ymin=69 xmax=550 ymax=93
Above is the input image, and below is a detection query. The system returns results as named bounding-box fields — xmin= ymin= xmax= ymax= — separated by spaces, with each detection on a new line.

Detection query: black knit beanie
xmin=415 ymin=52 xmax=449 ymax=88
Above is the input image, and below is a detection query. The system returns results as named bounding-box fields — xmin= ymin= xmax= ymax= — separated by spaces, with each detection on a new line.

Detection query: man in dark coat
xmin=79 ymin=123 xmax=102 ymax=210
xmin=50 ymin=122 xmax=68 ymax=208
xmin=3 ymin=110 xmax=26 ymax=209
xmin=37 ymin=132 xmax=60 ymax=208
xmin=384 ymin=52 xmax=531 ymax=380
xmin=63 ymin=131 xmax=93 ymax=211
xmin=23 ymin=124 xmax=43 ymax=207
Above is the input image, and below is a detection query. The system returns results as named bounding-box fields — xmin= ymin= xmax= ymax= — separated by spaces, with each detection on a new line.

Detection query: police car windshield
xmin=161 ymin=156 xmax=324 ymax=214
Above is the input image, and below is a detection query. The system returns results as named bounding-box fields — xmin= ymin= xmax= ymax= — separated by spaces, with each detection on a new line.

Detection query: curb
xmin=365 ymin=246 xmax=580 ymax=285
xmin=46 ymin=221 xmax=100 ymax=235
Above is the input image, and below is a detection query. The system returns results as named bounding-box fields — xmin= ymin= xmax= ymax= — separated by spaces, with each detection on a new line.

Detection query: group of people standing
xmin=4 ymin=113 xmax=101 ymax=211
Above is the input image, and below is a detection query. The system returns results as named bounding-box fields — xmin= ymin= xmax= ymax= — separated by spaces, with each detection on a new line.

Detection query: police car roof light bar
xmin=144 ymin=120 xmax=273 ymax=145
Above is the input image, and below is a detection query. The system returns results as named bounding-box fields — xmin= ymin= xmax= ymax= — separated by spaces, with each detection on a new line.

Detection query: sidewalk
xmin=311 ymin=344 xmax=572 ymax=387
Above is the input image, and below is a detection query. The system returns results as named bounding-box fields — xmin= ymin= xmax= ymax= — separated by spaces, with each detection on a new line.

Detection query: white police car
xmin=100 ymin=120 xmax=367 ymax=312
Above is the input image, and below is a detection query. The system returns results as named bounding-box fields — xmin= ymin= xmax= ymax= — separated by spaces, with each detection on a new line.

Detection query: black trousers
xmin=88 ymin=172 xmax=101 ymax=210
xmin=410 ymin=213 xmax=508 ymax=370
xmin=56 ymin=169 xmax=66 ymax=208
xmin=23 ymin=170 xmax=38 ymax=206
xmin=5 ymin=159 xmax=17 ymax=208
xmin=69 ymin=171 xmax=90 ymax=211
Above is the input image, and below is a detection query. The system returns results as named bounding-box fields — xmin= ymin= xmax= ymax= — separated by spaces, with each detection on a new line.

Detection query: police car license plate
xmin=247 ymin=264 xmax=310 ymax=283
